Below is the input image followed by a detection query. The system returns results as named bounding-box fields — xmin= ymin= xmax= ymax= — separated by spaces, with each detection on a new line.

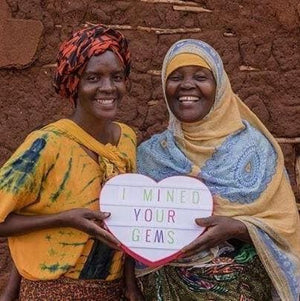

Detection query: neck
xmin=70 ymin=113 xmax=115 ymax=145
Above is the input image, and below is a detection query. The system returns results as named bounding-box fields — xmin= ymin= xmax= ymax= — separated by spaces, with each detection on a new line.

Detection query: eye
xmin=194 ymin=73 xmax=207 ymax=81
xmin=168 ymin=74 xmax=182 ymax=81
xmin=86 ymin=74 xmax=99 ymax=82
xmin=113 ymin=73 xmax=125 ymax=82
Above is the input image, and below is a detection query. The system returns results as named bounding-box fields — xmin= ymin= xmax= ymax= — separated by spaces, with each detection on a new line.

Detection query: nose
xmin=98 ymin=77 xmax=115 ymax=93
xmin=180 ymin=77 xmax=195 ymax=89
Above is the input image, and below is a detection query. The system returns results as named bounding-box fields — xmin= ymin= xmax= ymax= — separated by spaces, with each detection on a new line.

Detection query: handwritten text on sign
xmin=100 ymin=174 xmax=213 ymax=267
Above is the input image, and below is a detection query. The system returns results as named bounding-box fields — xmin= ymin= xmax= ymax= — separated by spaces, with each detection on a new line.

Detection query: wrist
xmin=234 ymin=220 xmax=251 ymax=243
xmin=54 ymin=211 xmax=68 ymax=228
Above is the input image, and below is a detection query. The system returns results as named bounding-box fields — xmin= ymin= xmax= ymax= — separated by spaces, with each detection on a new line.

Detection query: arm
xmin=0 ymin=263 xmax=21 ymax=301
xmin=182 ymin=216 xmax=252 ymax=257
xmin=0 ymin=209 xmax=120 ymax=249
xmin=124 ymin=256 xmax=144 ymax=301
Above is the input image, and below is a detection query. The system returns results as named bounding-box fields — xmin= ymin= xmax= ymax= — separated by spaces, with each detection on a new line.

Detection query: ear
xmin=125 ymin=78 xmax=132 ymax=92
xmin=72 ymin=93 xmax=78 ymax=108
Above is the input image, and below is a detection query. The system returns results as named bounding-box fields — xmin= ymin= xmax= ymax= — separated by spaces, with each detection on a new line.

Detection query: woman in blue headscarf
xmin=132 ymin=39 xmax=300 ymax=301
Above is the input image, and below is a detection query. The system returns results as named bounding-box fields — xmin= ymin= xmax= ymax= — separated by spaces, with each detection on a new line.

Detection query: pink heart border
xmin=101 ymin=174 xmax=213 ymax=267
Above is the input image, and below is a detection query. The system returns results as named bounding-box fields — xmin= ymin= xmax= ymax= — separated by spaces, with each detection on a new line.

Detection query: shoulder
xmin=138 ymin=130 xmax=170 ymax=152
xmin=117 ymin=122 xmax=137 ymax=147
xmin=201 ymin=121 xmax=278 ymax=203
xmin=0 ymin=128 xmax=67 ymax=185
xmin=9 ymin=125 xmax=78 ymax=166
xmin=137 ymin=130 xmax=172 ymax=167
xmin=210 ymin=120 xmax=278 ymax=169
xmin=137 ymin=130 xmax=192 ymax=180
xmin=6 ymin=129 xmax=57 ymax=161
xmin=231 ymin=121 xmax=275 ymax=152
xmin=118 ymin=122 xmax=136 ymax=137
xmin=25 ymin=127 xmax=72 ymax=152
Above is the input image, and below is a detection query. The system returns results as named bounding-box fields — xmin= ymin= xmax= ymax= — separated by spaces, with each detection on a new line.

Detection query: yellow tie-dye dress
xmin=0 ymin=119 xmax=136 ymax=281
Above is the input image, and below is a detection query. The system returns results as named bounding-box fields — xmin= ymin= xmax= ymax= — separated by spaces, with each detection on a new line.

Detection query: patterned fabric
xmin=137 ymin=39 xmax=300 ymax=301
xmin=138 ymin=244 xmax=272 ymax=301
xmin=19 ymin=276 xmax=124 ymax=301
xmin=0 ymin=119 xmax=136 ymax=281
xmin=201 ymin=121 xmax=277 ymax=204
xmin=53 ymin=24 xmax=131 ymax=104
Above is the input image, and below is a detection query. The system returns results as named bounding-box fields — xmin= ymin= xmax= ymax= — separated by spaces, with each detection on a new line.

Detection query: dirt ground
xmin=0 ymin=0 xmax=300 ymax=293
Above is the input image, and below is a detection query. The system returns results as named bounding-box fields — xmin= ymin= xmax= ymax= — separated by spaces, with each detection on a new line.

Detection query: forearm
xmin=0 ymin=212 xmax=63 ymax=237
xmin=0 ymin=263 xmax=21 ymax=301
xmin=124 ymin=255 xmax=145 ymax=301
xmin=124 ymin=255 xmax=138 ymax=289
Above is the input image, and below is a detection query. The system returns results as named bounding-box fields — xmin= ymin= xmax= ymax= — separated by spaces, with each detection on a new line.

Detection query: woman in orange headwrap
xmin=0 ymin=24 xmax=136 ymax=300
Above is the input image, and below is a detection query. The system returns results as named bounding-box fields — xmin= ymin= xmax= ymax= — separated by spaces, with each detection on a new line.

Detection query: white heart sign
xmin=99 ymin=174 xmax=213 ymax=267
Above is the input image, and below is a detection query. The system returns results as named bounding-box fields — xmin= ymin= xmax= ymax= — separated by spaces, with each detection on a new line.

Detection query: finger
xmin=95 ymin=211 xmax=111 ymax=220
xmin=195 ymin=217 xmax=213 ymax=227
xmin=94 ymin=220 xmax=105 ymax=227
xmin=82 ymin=220 xmax=121 ymax=247
xmin=182 ymin=240 xmax=212 ymax=257
xmin=181 ymin=218 xmax=211 ymax=253
xmin=94 ymin=227 xmax=121 ymax=248
xmin=181 ymin=231 xmax=213 ymax=255
xmin=183 ymin=239 xmax=211 ymax=257
xmin=100 ymin=212 xmax=111 ymax=219
xmin=85 ymin=210 xmax=111 ymax=221
xmin=97 ymin=237 xmax=122 ymax=250
xmin=181 ymin=235 xmax=203 ymax=254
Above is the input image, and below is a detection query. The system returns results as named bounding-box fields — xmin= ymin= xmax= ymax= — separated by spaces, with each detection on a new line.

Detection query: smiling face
xmin=75 ymin=51 xmax=127 ymax=124
xmin=165 ymin=65 xmax=216 ymax=123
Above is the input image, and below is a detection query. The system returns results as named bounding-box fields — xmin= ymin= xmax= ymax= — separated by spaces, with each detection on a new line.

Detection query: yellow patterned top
xmin=0 ymin=119 xmax=136 ymax=281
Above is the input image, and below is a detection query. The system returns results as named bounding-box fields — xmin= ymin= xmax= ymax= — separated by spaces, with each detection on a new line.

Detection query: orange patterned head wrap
xmin=53 ymin=24 xmax=131 ymax=104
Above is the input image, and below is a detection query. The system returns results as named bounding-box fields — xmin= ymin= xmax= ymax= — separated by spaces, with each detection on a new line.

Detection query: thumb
xmin=90 ymin=211 xmax=111 ymax=220
xmin=99 ymin=211 xmax=111 ymax=219
xmin=195 ymin=216 xmax=213 ymax=227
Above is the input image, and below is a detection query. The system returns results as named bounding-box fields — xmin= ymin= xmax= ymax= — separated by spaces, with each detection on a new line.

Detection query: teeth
xmin=95 ymin=99 xmax=114 ymax=104
xmin=179 ymin=96 xmax=199 ymax=101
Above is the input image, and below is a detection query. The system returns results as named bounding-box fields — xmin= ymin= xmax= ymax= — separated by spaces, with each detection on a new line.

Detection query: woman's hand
xmin=0 ymin=209 xmax=120 ymax=250
xmin=57 ymin=208 xmax=121 ymax=250
xmin=181 ymin=216 xmax=251 ymax=257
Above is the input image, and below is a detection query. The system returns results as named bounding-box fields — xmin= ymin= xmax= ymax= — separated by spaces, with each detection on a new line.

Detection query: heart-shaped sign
xmin=100 ymin=174 xmax=213 ymax=267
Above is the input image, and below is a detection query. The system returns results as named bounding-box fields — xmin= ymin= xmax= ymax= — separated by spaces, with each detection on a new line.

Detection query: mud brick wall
xmin=0 ymin=0 xmax=299 ymax=291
